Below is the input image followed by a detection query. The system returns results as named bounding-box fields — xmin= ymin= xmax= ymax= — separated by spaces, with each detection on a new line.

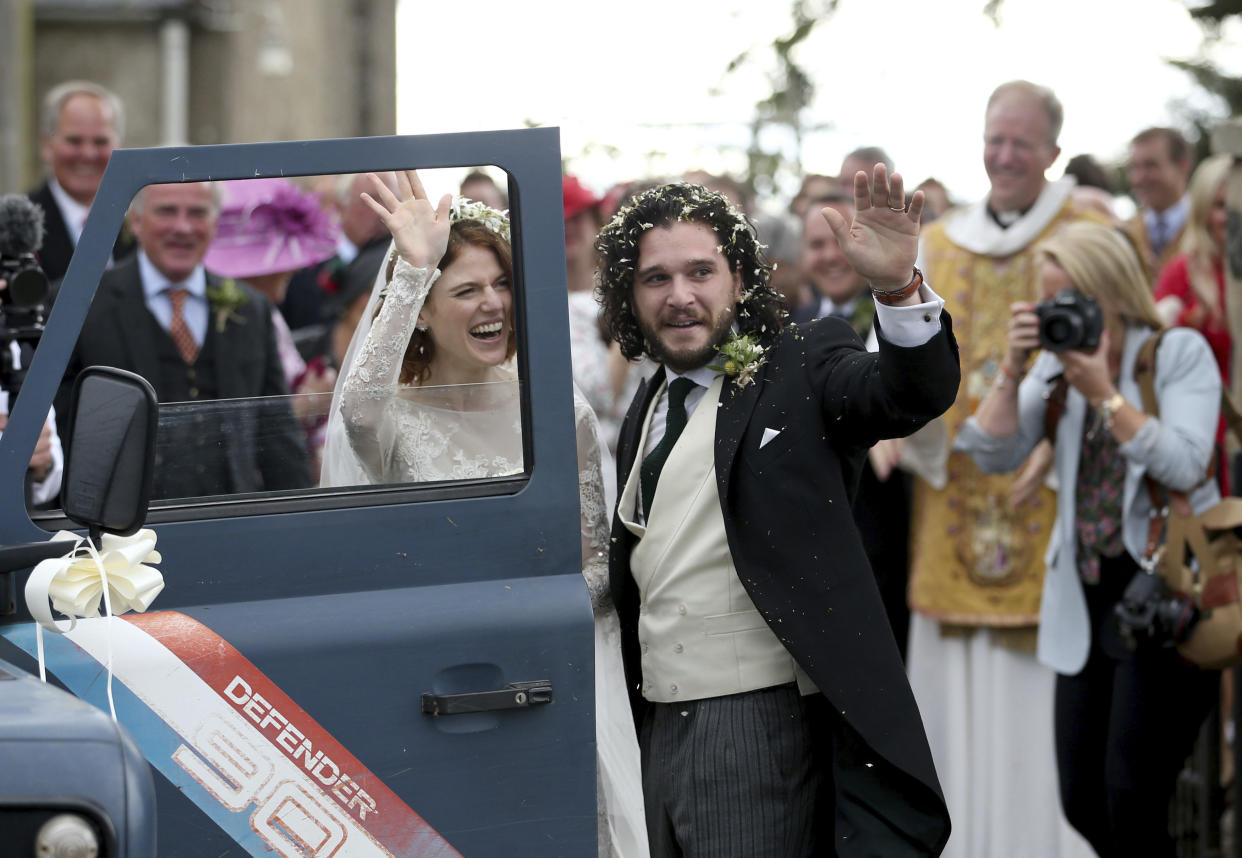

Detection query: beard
xmin=637 ymin=304 xmax=737 ymax=374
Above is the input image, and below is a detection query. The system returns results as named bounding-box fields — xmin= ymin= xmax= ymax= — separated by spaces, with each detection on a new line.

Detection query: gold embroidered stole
xmin=908 ymin=200 xmax=1107 ymax=626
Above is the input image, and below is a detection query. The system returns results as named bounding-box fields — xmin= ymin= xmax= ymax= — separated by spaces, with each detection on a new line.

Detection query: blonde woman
xmin=956 ymin=221 xmax=1221 ymax=857
xmin=1153 ymin=154 xmax=1231 ymax=383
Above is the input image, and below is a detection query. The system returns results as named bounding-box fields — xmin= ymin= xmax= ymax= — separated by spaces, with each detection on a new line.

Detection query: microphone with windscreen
xmin=0 ymin=194 xmax=49 ymax=308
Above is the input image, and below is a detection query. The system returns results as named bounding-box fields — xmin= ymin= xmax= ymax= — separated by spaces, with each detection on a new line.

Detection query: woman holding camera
xmin=955 ymin=221 xmax=1220 ymax=857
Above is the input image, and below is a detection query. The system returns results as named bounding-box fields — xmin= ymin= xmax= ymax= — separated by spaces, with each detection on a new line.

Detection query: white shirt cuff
xmin=872 ymin=282 xmax=945 ymax=348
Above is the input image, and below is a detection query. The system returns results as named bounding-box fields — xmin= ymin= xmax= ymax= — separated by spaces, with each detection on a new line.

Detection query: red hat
xmin=563 ymin=175 xmax=601 ymax=221
xmin=205 ymin=178 xmax=339 ymax=278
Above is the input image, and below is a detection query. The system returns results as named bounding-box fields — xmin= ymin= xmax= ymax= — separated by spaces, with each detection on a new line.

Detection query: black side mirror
xmin=61 ymin=367 xmax=157 ymax=538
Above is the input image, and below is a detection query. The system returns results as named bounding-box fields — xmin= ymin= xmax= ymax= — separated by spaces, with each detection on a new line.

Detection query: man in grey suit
xmin=598 ymin=168 xmax=958 ymax=856
xmin=58 ymin=181 xmax=309 ymax=500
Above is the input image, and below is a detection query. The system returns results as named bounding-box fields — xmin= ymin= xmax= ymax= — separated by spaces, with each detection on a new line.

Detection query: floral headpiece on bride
xmin=379 ymin=196 xmax=511 ymax=295
xmin=450 ymin=197 xmax=510 ymax=241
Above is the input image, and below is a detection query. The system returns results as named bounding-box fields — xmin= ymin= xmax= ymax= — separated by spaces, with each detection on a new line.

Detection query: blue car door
xmin=0 ymin=129 xmax=599 ymax=857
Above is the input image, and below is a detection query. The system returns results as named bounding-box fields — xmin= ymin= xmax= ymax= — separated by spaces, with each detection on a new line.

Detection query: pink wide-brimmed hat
xmin=205 ymin=178 xmax=339 ymax=278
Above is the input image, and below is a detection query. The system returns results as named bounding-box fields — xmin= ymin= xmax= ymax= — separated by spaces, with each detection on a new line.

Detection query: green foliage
xmin=1168 ymin=58 xmax=1242 ymax=112
xmin=1187 ymin=0 xmax=1242 ymax=26
xmin=724 ymin=0 xmax=838 ymax=199
xmin=1167 ymin=58 xmax=1242 ymax=162
xmin=1168 ymin=2 xmax=1242 ymax=162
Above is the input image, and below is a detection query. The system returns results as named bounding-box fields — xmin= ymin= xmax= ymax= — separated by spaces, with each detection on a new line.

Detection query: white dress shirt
xmin=47 ymin=178 xmax=91 ymax=247
xmin=138 ymin=251 xmax=209 ymax=346
xmin=816 ymin=296 xmax=857 ymax=319
xmin=0 ymin=386 xmax=63 ymax=505
xmin=1143 ymin=194 xmax=1190 ymax=250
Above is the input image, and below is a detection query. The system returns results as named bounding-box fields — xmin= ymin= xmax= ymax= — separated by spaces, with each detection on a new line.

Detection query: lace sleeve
xmin=339 ymin=257 xmax=440 ymax=482
xmin=574 ymin=388 xmax=613 ymax=614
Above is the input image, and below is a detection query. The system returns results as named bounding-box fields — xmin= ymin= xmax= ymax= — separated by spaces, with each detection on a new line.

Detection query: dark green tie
xmin=641 ymin=377 xmax=696 ymax=518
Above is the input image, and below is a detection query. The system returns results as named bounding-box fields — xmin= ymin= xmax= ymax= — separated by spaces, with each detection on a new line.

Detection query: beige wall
xmin=17 ymin=0 xmax=395 ymax=191
xmin=1 ymin=0 xmax=36 ymax=194
xmin=195 ymin=0 xmax=396 ymax=145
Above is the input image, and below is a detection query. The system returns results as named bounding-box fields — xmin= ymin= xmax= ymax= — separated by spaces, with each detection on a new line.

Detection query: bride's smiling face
xmin=419 ymin=243 xmax=513 ymax=381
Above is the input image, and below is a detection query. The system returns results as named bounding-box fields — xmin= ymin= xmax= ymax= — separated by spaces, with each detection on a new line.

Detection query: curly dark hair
xmin=594 ymin=182 xmax=787 ymax=362
xmin=378 ymin=220 xmax=516 ymax=385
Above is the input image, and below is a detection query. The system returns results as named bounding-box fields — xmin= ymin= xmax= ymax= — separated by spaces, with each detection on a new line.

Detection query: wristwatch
xmin=1097 ymin=392 xmax=1126 ymax=431
xmin=869 ymin=266 xmax=923 ymax=306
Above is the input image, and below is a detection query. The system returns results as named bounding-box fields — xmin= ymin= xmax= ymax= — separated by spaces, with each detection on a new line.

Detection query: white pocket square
xmin=760 ymin=427 xmax=782 ymax=449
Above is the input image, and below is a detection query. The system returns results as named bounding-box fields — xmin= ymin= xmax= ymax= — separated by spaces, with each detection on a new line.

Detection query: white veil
xmin=319 ymin=240 xmax=399 ymax=488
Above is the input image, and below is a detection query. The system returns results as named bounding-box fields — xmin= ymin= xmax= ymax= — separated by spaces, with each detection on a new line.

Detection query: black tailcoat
xmin=610 ymin=313 xmax=960 ymax=856
xmin=57 ymin=257 xmax=310 ymax=497
xmin=27 ymin=181 xmax=135 ymax=286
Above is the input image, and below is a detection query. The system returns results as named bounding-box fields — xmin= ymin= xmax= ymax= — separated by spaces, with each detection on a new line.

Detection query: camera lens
xmin=1043 ymin=315 xmax=1077 ymax=348
xmin=9 ymin=267 xmax=48 ymax=307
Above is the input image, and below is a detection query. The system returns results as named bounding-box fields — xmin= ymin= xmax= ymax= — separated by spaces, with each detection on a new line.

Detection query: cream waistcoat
xmin=619 ymin=375 xmax=813 ymax=703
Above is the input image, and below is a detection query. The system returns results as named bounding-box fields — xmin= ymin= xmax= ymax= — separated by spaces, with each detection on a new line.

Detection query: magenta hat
xmin=205 ymin=178 xmax=339 ymax=278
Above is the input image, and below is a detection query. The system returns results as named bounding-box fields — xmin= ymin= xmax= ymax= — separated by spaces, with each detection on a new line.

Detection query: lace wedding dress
xmin=322 ymin=248 xmax=648 ymax=857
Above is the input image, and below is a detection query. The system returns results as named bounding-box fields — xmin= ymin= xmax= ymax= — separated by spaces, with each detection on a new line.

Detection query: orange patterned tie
xmin=166 ymin=288 xmax=199 ymax=364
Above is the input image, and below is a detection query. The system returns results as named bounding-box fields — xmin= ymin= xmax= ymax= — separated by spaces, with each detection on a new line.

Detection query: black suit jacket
xmin=610 ymin=314 xmax=960 ymax=856
xmin=57 ymin=257 xmax=310 ymax=496
xmin=27 ymin=182 xmax=135 ymax=286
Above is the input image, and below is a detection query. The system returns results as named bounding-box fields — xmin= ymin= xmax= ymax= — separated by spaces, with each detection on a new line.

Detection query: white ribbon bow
xmin=25 ymin=528 xmax=164 ymax=719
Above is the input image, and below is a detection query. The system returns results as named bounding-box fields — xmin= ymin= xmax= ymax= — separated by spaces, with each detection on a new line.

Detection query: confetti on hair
xmin=593 ymin=182 xmax=786 ymax=362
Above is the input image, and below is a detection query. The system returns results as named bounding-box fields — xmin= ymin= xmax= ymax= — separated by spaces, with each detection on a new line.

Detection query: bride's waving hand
xmin=360 ymin=169 xmax=451 ymax=269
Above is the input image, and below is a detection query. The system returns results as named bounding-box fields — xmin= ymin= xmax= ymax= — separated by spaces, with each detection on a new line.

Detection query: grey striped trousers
xmin=639 ymin=683 xmax=831 ymax=857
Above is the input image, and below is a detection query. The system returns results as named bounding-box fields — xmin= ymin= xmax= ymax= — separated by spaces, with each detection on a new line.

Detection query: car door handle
xmin=421 ymin=680 xmax=553 ymax=716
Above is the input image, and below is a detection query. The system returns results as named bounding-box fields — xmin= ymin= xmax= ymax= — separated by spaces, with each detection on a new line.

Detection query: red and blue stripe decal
xmin=1 ymin=611 xmax=461 ymax=857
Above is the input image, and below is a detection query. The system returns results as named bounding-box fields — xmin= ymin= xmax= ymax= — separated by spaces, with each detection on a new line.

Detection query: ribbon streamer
xmin=25 ymin=529 xmax=164 ymax=719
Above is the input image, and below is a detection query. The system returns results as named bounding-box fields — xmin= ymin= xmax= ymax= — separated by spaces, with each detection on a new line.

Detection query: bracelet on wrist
xmin=1097 ymin=391 xmax=1125 ymax=431
xmin=999 ymin=361 xmax=1024 ymax=381
xmin=869 ymin=266 xmax=923 ymax=306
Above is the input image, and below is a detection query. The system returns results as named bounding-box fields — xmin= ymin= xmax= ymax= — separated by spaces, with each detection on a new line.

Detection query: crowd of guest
xmin=8 ymin=74 xmax=1241 ymax=857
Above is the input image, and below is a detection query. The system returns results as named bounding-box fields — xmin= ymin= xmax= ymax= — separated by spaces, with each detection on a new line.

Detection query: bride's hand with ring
xmin=360 ymin=170 xmax=452 ymax=270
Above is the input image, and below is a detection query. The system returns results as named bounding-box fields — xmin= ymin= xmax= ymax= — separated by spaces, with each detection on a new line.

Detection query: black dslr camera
xmin=1114 ymin=571 xmax=1199 ymax=651
xmin=1035 ymin=288 xmax=1103 ymax=352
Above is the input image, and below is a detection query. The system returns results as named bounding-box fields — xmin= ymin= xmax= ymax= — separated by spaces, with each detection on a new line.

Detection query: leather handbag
xmin=1135 ymin=331 xmax=1242 ymax=669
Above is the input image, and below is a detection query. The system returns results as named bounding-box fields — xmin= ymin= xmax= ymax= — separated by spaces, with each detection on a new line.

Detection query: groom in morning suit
xmin=597 ymin=169 xmax=958 ymax=857
xmin=57 ymin=181 xmax=309 ymax=501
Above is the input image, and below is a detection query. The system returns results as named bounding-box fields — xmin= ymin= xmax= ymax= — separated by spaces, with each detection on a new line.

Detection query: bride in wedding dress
xmin=320 ymin=170 xmax=648 ymax=857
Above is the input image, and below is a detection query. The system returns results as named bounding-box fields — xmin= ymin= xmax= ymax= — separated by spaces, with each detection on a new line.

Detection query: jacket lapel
xmin=617 ymin=366 xmax=665 ymax=491
xmin=31 ymin=184 xmax=74 ymax=280
xmin=112 ymin=260 xmax=162 ymax=385
xmin=714 ymin=366 xmax=763 ymax=500
xmin=207 ymin=273 xmax=246 ymax=400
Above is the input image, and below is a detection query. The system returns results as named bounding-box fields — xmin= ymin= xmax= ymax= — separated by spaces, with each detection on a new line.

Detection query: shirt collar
xmin=138 ymin=250 xmax=208 ymax=301
xmin=47 ymin=177 xmax=92 ymax=243
xmin=818 ymin=296 xmax=857 ymax=318
xmin=665 ymin=364 xmax=718 ymax=390
xmin=1144 ymin=194 xmax=1191 ymax=236
xmin=986 ymin=203 xmax=1033 ymax=229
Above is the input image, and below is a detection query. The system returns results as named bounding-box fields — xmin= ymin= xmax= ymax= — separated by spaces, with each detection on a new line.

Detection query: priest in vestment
xmin=900 ymin=81 xmax=1106 ymax=858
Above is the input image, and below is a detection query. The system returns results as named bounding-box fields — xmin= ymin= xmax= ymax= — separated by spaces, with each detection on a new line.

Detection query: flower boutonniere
xmin=206 ymin=278 xmax=248 ymax=333
xmin=710 ymin=332 xmax=766 ymax=388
